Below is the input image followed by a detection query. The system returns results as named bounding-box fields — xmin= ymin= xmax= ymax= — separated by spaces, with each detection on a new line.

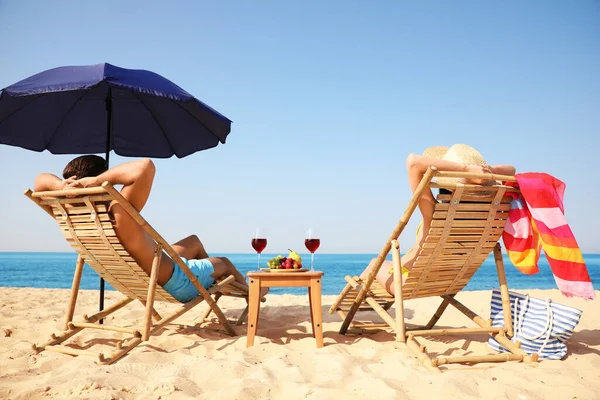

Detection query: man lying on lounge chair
xmin=34 ymin=155 xmax=258 ymax=302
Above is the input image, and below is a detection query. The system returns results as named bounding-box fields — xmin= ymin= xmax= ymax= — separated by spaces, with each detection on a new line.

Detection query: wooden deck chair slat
xmin=61 ymin=229 xmax=116 ymax=238
xmin=428 ymin=227 xmax=505 ymax=235
xmin=407 ymin=185 xmax=465 ymax=297
xmin=71 ymin=244 xmax=126 ymax=251
xmin=54 ymin=204 xmax=108 ymax=215
xmin=436 ymin=192 xmax=514 ymax=202
xmin=432 ymin=233 xmax=499 ymax=241
xmin=40 ymin=194 xmax=114 ymax=206
xmin=329 ymin=168 xmax=535 ymax=372
xmin=433 ymin=210 xmax=503 ymax=220
xmin=422 ymin=241 xmax=493 ymax=249
xmin=61 ymin=221 xmax=115 ymax=230
xmin=445 ymin=188 xmax=507 ymax=294
xmin=434 ymin=202 xmax=512 ymax=211
xmin=87 ymin=252 xmax=133 ymax=259
xmin=26 ymin=182 xmax=249 ymax=364
xmin=65 ymin=214 xmax=112 ymax=223
xmin=64 ymin=199 xmax=179 ymax=302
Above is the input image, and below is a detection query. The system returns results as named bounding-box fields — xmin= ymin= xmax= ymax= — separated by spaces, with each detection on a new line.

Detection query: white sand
xmin=0 ymin=288 xmax=598 ymax=400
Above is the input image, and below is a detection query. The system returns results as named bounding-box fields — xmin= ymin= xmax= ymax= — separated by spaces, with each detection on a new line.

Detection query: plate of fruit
xmin=261 ymin=249 xmax=308 ymax=272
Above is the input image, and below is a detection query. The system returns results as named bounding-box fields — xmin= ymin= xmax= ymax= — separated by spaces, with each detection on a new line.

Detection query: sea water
xmin=0 ymin=252 xmax=598 ymax=295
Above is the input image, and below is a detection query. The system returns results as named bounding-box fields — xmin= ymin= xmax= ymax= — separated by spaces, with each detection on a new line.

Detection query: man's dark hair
xmin=62 ymin=155 xmax=108 ymax=179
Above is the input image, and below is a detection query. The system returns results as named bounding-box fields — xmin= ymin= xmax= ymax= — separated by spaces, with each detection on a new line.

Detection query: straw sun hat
xmin=422 ymin=144 xmax=492 ymax=186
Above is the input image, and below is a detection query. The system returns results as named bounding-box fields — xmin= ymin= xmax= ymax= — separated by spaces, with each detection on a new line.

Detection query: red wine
xmin=251 ymin=238 xmax=267 ymax=253
xmin=305 ymin=238 xmax=320 ymax=253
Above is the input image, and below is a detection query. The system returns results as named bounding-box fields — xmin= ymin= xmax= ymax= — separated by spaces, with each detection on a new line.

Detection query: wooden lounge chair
xmin=329 ymin=167 xmax=537 ymax=372
xmin=25 ymin=182 xmax=249 ymax=365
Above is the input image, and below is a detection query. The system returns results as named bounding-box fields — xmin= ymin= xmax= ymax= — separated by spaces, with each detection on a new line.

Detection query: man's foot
xmin=245 ymin=287 xmax=270 ymax=304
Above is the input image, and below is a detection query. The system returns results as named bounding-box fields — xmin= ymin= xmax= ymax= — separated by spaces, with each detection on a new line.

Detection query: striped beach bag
xmin=487 ymin=288 xmax=583 ymax=360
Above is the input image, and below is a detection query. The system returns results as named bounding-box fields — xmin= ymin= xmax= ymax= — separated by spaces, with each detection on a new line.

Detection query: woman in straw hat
xmin=360 ymin=144 xmax=516 ymax=295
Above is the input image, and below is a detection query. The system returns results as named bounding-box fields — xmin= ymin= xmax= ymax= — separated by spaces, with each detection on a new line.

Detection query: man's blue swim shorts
xmin=162 ymin=257 xmax=215 ymax=302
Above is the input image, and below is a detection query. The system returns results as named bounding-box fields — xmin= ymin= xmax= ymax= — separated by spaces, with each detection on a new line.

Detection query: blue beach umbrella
xmin=0 ymin=62 xmax=233 ymax=314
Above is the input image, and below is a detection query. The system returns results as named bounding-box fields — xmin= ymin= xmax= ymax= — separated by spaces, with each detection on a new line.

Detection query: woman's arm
xmin=406 ymin=154 xmax=490 ymax=220
xmin=491 ymin=164 xmax=516 ymax=176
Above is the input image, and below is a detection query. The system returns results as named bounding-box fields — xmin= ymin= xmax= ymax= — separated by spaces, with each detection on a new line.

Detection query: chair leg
xmin=199 ymin=293 xmax=222 ymax=322
xmin=391 ymin=240 xmax=405 ymax=342
xmin=424 ymin=295 xmax=454 ymax=330
xmin=405 ymin=334 xmax=442 ymax=373
xmin=494 ymin=243 xmax=513 ymax=337
xmin=100 ymin=336 xmax=143 ymax=365
xmin=32 ymin=326 xmax=84 ymax=353
xmin=151 ymin=308 xmax=162 ymax=321
xmin=143 ymin=245 xmax=162 ymax=341
xmin=138 ymin=300 xmax=162 ymax=322
xmin=338 ymin=168 xmax=434 ymax=333
xmin=236 ymin=306 xmax=249 ymax=326
xmin=64 ymin=256 xmax=85 ymax=330
xmin=339 ymin=279 xmax=372 ymax=334
xmin=33 ymin=297 xmax=134 ymax=354
xmin=177 ymin=265 xmax=236 ymax=336
xmin=328 ymin=279 xmax=354 ymax=314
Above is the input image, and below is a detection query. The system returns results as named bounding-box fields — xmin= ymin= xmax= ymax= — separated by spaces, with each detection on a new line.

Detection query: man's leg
xmin=209 ymin=257 xmax=247 ymax=287
xmin=209 ymin=257 xmax=268 ymax=296
xmin=172 ymin=235 xmax=209 ymax=260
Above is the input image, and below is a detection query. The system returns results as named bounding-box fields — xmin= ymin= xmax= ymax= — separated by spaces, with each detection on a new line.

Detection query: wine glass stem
xmin=257 ymin=253 xmax=261 ymax=270
xmin=311 ymin=252 xmax=315 ymax=272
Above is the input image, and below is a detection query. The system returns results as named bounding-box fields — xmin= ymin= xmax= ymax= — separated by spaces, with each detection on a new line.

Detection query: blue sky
xmin=0 ymin=0 xmax=598 ymax=254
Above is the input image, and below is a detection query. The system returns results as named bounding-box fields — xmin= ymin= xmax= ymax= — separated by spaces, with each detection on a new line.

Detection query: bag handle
xmin=514 ymin=295 xmax=554 ymax=355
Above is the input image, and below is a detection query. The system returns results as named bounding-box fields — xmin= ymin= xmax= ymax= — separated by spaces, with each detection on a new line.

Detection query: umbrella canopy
xmin=0 ymin=62 xmax=232 ymax=158
xmin=0 ymin=62 xmax=233 ymax=317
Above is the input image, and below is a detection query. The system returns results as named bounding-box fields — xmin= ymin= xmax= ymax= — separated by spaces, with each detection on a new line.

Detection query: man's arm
xmin=33 ymin=173 xmax=77 ymax=192
xmin=76 ymin=159 xmax=156 ymax=211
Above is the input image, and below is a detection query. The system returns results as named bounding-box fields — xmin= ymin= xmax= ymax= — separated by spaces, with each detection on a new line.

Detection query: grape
xmin=267 ymin=255 xmax=284 ymax=269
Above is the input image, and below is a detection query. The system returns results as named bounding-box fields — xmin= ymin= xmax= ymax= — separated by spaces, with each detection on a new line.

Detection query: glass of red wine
xmin=305 ymin=228 xmax=320 ymax=272
xmin=251 ymin=228 xmax=267 ymax=270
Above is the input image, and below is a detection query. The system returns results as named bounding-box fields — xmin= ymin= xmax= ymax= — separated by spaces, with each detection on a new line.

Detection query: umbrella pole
xmin=99 ymin=88 xmax=113 ymax=324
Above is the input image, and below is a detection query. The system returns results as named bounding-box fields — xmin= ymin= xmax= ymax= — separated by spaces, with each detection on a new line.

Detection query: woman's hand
xmin=464 ymin=164 xmax=492 ymax=184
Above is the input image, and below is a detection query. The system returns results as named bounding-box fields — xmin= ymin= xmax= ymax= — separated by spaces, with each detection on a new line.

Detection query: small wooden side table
xmin=246 ymin=271 xmax=324 ymax=348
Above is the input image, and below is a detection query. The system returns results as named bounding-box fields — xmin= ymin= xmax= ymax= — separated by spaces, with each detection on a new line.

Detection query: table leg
xmin=308 ymin=288 xmax=315 ymax=337
xmin=309 ymin=277 xmax=323 ymax=348
xmin=246 ymin=277 xmax=262 ymax=347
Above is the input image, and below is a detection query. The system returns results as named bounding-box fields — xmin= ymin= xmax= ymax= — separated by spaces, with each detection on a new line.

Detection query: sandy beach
xmin=0 ymin=287 xmax=598 ymax=400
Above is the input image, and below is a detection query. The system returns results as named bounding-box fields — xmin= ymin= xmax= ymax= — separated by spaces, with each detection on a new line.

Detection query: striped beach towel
xmin=502 ymin=173 xmax=595 ymax=300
